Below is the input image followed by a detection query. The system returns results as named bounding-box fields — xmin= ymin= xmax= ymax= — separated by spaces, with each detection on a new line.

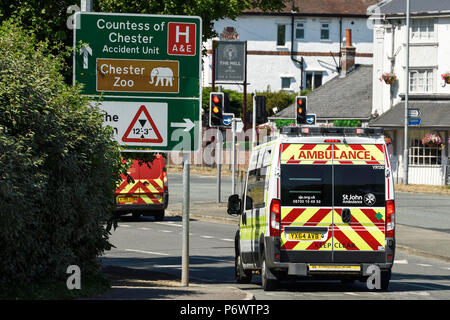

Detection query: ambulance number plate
xmin=119 ymin=196 xmax=138 ymax=204
xmin=288 ymin=232 xmax=321 ymax=241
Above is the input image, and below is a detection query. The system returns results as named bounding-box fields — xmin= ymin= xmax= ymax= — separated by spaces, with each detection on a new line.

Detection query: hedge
xmin=0 ymin=20 xmax=123 ymax=289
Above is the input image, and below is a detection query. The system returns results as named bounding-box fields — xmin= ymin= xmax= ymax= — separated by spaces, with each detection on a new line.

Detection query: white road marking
xmin=344 ymin=292 xmax=359 ymax=296
xmin=125 ymin=249 xmax=169 ymax=256
xmin=416 ymin=263 xmax=432 ymax=267
xmin=160 ymin=230 xmax=173 ymax=233
xmin=221 ymin=238 xmax=234 ymax=242
xmin=200 ymin=235 xmax=215 ymax=239
xmin=119 ymin=224 xmax=131 ymax=228
xmin=408 ymin=291 xmax=430 ymax=296
xmin=138 ymin=227 xmax=150 ymax=230
xmin=394 ymin=259 xmax=408 ymax=264
xmin=155 ymin=222 xmax=182 ymax=228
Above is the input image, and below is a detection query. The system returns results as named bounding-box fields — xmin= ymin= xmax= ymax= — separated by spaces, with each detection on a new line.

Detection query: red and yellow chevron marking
xmin=281 ymin=207 xmax=333 ymax=251
xmin=280 ymin=207 xmax=386 ymax=251
xmin=280 ymin=144 xmax=385 ymax=165
xmin=116 ymin=178 xmax=164 ymax=205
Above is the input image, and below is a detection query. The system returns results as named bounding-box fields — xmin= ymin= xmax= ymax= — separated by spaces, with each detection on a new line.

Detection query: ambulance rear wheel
xmin=261 ymin=255 xmax=278 ymax=291
xmin=235 ymin=250 xmax=252 ymax=284
xmin=379 ymin=269 xmax=391 ymax=291
xmin=154 ymin=210 xmax=165 ymax=221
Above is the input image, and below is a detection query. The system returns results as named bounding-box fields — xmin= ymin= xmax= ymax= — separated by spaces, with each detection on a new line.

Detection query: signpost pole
xmin=403 ymin=0 xmax=410 ymax=185
xmin=216 ymin=87 xmax=222 ymax=203
xmin=182 ymin=152 xmax=190 ymax=286
xmin=231 ymin=118 xmax=236 ymax=195
xmin=81 ymin=0 xmax=92 ymax=12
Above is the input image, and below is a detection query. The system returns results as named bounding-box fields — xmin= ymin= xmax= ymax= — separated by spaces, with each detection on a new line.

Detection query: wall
xmin=203 ymin=15 xmax=374 ymax=93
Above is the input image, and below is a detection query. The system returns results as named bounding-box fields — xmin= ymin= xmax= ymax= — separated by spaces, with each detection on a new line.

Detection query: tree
xmin=0 ymin=20 xmax=123 ymax=287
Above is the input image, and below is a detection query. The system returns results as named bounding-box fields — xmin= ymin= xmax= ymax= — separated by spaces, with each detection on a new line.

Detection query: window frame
xmin=295 ymin=21 xmax=306 ymax=40
xmin=276 ymin=24 xmax=286 ymax=46
xmin=409 ymin=69 xmax=434 ymax=93
xmin=411 ymin=18 xmax=436 ymax=42
xmin=408 ymin=130 xmax=443 ymax=167
xmin=320 ymin=22 xmax=330 ymax=41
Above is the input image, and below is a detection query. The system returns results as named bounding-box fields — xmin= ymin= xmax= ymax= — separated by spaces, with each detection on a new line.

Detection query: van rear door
xmin=333 ymin=144 xmax=386 ymax=263
xmin=280 ymin=143 xmax=334 ymax=263
xmin=279 ymin=143 xmax=387 ymax=263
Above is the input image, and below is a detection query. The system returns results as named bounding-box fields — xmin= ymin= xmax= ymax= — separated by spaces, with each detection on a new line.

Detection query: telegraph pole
xmin=403 ymin=0 xmax=410 ymax=185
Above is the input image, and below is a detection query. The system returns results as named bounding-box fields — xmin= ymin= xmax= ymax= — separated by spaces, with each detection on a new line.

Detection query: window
xmin=277 ymin=24 xmax=286 ymax=46
xmin=334 ymin=166 xmax=385 ymax=207
xmin=409 ymin=131 xmax=443 ymax=166
xmin=247 ymin=167 xmax=268 ymax=208
xmin=281 ymin=164 xmax=332 ymax=207
xmin=305 ymin=71 xmax=323 ymax=90
xmin=320 ymin=23 xmax=330 ymax=40
xmin=410 ymin=69 xmax=434 ymax=93
xmin=411 ymin=19 xmax=435 ymax=41
xmin=281 ymin=77 xmax=291 ymax=89
xmin=295 ymin=22 xmax=305 ymax=40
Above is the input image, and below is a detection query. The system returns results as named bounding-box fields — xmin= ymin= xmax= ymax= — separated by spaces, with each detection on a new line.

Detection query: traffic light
xmin=209 ymin=92 xmax=224 ymax=127
xmin=295 ymin=96 xmax=307 ymax=125
xmin=255 ymin=95 xmax=267 ymax=124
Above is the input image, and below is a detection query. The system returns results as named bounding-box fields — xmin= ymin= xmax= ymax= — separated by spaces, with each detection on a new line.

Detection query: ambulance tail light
xmin=162 ymin=168 xmax=168 ymax=191
xmin=270 ymin=199 xmax=281 ymax=237
xmin=386 ymin=200 xmax=395 ymax=238
xmin=324 ymin=139 xmax=341 ymax=143
xmin=301 ymin=127 xmax=310 ymax=135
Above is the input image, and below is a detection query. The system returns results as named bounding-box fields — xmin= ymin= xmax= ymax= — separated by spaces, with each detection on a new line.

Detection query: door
xmin=279 ymin=143 xmax=387 ymax=263
xmin=279 ymin=143 xmax=334 ymax=263
xmin=332 ymin=144 xmax=386 ymax=263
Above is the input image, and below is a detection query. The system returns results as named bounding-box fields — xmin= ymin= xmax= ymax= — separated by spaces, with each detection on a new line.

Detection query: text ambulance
xmin=227 ymin=127 xmax=395 ymax=291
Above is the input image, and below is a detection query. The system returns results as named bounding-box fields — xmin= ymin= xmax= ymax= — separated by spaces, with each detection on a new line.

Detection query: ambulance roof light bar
xmin=280 ymin=126 xmax=384 ymax=137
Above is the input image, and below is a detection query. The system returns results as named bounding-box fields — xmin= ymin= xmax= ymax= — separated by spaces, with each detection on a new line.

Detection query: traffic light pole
xmin=231 ymin=118 xmax=236 ymax=195
xmin=216 ymin=86 xmax=222 ymax=203
xmin=252 ymin=93 xmax=256 ymax=149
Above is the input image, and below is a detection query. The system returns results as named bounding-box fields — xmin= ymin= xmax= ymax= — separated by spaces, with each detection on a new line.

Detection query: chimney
xmin=340 ymin=29 xmax=356 ymax=76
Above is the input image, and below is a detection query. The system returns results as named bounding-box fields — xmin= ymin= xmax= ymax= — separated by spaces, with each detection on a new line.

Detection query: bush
xmin=0 ymin=21 xmax=122 ymax=289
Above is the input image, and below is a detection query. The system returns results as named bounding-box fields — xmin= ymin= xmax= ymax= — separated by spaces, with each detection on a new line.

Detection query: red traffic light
xmin=297 ymin=99 xmax=303 ymax=106
xmin=212 ymin=96 xmax=220 ymax=104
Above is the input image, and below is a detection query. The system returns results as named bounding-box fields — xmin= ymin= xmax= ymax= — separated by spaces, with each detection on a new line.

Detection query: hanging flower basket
xmin=421 ymin=132 xmax=444 ymax=150
xmin=384 ymin=136 xmax=392 ymax=145
xmin=380 ymin=72 xmax=397 ymax=85
xmin=441 ymin=72 xmax=450 ymax=84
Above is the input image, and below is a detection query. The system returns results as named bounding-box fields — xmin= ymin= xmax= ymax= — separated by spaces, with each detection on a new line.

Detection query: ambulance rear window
xmin=139 ymin=158 xmax=163 ymax=179
xmin=334 ymin=165 xmax=385 ymax=207
xmin=280 ymin=165 xmax=332 ymax=207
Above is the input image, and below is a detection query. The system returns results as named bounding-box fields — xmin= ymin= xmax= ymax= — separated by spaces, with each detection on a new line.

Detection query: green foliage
xmin=202 ymin=87 xmax=297 ymax=119
xmin=0 ymin=20 xmax=123 ymax=289
xmin=333 ymin=120 xmax=362 ymax=127
xmin=274 ymin=119 xmax=295 ymax=128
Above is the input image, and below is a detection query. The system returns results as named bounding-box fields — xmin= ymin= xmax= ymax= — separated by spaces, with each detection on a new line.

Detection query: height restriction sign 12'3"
xmin=73 ymin=12 xmax=202 ymax=152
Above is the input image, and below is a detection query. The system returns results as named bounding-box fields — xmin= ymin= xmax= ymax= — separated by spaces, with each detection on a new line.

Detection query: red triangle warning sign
xmin=122 ymin=105 xmax=163 ymax=143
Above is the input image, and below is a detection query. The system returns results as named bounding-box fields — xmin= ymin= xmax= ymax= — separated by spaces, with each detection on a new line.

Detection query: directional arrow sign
xmin=79 ymin=44 xmax=92 ymax=69
xmin=74 ymin=12 xmax=202 ymax=152
xmin=408 ymin=117 xmax=422 ymax=126
xmin=408 ymin=108 xmax=421 ymax=118
xmin=171 ymin=118 xmax=195 ymax=132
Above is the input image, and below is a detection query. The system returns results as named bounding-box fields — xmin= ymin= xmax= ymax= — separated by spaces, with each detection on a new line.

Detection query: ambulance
xmin=115 ymin=155 xmax=168 ymax=220
xmin=227 ymin=126 xmax=395 ymax=291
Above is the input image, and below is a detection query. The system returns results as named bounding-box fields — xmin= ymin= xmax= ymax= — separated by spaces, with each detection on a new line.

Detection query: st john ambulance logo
xmin=364 ymin=193 xmax=376 ymax=206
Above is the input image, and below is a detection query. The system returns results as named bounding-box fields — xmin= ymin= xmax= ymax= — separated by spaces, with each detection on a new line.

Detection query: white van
xmin=227 ymin=126 xmax=395 ymax=291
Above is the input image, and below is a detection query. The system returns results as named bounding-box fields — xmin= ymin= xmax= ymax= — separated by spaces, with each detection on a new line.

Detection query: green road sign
xmin=73 ymin=12 xmax=202 ymax=152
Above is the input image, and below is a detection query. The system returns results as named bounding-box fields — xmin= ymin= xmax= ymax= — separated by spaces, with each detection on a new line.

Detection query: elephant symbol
xmin=149 ymin=67 xmax=174 ymax=87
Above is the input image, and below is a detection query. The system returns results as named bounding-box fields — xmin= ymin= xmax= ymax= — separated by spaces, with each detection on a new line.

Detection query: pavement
xmin=93 ymin=199 xmax=450 ymax=300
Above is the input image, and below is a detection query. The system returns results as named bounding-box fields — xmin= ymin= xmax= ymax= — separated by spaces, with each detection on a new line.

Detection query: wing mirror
xmin=227 ymin=194 xmax=242 ymax=215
